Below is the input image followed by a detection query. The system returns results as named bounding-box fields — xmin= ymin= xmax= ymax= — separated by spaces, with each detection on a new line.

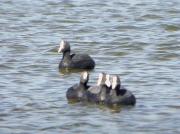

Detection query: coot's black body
xmin=107 ymin=86 xmax=136 ymax=106
xmin=58 ymin=40 xmax=95 ymax=69
xmin=66 ymin=72 xmax=90 ymax=102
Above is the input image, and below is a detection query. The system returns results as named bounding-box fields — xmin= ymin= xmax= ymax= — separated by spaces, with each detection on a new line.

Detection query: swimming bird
xmin=86 ymin=73 xmax=111 ymax=104
xmin=66 ymin=71 xmax=90 ymax=102
xmin=107 ymin=75 xmax=136 ymax=106
xmin=58 ymin=40 xmax=95 ymax=70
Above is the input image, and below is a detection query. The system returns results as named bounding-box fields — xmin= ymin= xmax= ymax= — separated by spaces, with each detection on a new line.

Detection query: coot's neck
xmin=114 ymin=84 xmax=126 ymax=96
xmin=62 ymin=51 xmax=71 ymax=61
xmin=99 ymin=85 xmax=110 ymax=102
xmin=79 ymin=81 xmax=88 ymax=89
xmin=111 ymin=84 xmax=120 ymax=96
xmin=114 ymin=84 xmax=120 ymax=91
xmin=102 ymin=84 xmax=111 ymax=94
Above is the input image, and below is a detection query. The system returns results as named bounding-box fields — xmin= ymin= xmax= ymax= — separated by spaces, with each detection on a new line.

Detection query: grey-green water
xmin=0 ymin=0 xmax=180 ymax=133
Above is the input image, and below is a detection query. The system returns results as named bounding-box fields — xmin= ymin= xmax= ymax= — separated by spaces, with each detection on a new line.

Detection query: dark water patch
xmin=60 ymin=19 xmax=81 ymax=24
xmin=149 ymin=52 xmax=179 ymax=61
xmin=62 ymin=3 xmax=75 ymax=8
xmin=11 ymin=107 xmax=30 ymax=113
xmin=135 ymin=3 xmax=148 ymax=7
xmin=166 ymin=105 xmax=180 ymax=109
xmin=18 ymin=64 xmax=48 ymax=70
xmin=111 ymin=51 xmax=128 ymax=56
xmin=162 ymin=24 xmax=180 ymax=32
xmin=141 ymin=14 xmax=163 ymax=20
xmin=167 ymin=9 xmax=180 ymax=14
xmin=40 ymin=122 xmax=101 ymax=132
xmin=113 ymin=1 xmax=129 ymax=6
xmin=116 ymin=25 xmax=139 ymax=31
xmin=156 ymin=43 xmax=180 ymax=51
xmin=12 ymin=79 xmax=30 ymax=84
xmin=40 ymin=126 xmax=60 ymax=131
xmin=115 ymin=43 xmax=144 ymax=52
xmin=0 ymin=64 xmax=14 ymax=69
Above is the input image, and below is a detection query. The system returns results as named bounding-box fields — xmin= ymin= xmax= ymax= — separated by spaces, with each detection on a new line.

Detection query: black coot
xmin=86 ymin=73 xmax=111 ymax=104
xmin=66 ymin=72 xmax=90 ymax=102
xmin=58 ymin=40 xmax=95 ymax=70
xmin=108 ymin=75 xmax=136 ymax=106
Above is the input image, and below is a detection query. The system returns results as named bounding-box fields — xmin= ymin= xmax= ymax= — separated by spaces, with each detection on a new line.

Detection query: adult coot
xmin=86 ymin=73 xmax=111 ymax=104
xmin=66 ymin=71 xmax=90 ymax=102
xmin=108 ymin=75 xmax=136 ymax=106
xmin=58 ymin=40 xmax=95 ymax=70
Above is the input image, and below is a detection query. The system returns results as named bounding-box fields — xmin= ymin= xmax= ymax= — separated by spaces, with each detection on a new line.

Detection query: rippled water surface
xmin=0 ymin=0 xmax=180 ymax=133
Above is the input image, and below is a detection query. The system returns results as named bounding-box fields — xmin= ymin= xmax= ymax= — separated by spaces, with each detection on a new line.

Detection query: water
xmin=0 ymin=0 xmax=180 ymax=133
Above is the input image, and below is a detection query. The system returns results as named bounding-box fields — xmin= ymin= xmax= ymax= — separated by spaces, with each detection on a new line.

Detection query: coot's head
xmin=80 ymin=71 xmax=89 ymax=85
xmin=111 ymin=75 xmax=121 ymax=90
xmin=105 ymin=74 xmax=111 ymax=88
xmin=58 ymin=40 xmax=70 ymax=53
xmin=99 ymin=74 xmax=111 ymax=102
xmin=97 ymin=72 xmax=106 ymax=86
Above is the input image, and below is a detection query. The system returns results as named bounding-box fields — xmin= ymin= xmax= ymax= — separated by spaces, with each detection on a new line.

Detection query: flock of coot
xmin=58 ymin=40 xmax=136 ymax=107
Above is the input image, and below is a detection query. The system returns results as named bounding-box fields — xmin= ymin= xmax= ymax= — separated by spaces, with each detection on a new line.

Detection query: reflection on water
xmin=0 ymin=0 xmax=180 ymax=133
xmin=59 ymin=68 xmax=93 ymax=75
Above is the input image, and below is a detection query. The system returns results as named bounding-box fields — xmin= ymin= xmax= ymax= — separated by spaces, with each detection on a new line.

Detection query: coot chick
xmin=86 ymin=73 xmax=111 ymax=104
xmin=108 ymin=75 xmax=136 ymax=106
xmin=66 ymin=71 xmax=90 ymax=102
xmin=58 ymin=40 xmax=95 ymax=70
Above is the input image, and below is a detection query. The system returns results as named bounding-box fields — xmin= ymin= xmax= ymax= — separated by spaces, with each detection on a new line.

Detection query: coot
xmin=108 ymin=75 xmax=136 ymax=106
xmin=58 ymin=40 xmax=95 ymax=70
xmin=86 ymin=73 xmax=111 ymax=104
xmin=66 ymin=71 xmax=90 ymax=102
